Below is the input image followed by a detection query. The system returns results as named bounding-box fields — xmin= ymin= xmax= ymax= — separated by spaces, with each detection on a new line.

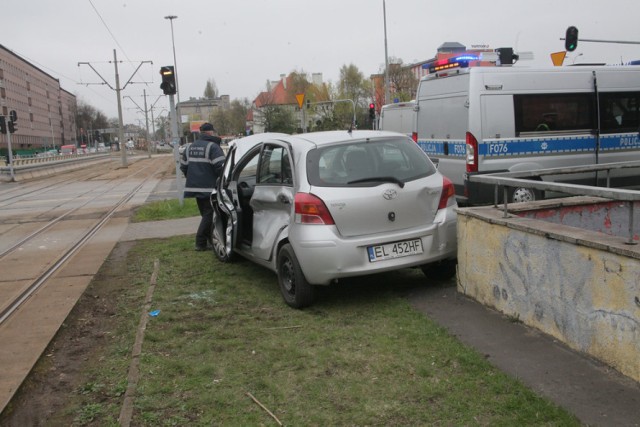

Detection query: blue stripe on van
xmin=418 ymin=133 xmax=640 ymax=158
xmin=600 ymin=133 xmax=640 ymax=150
xmin=417 ymin=140 xmax=466 ymax=157
xmin=479 ymin=135 xmax=596 ymax=157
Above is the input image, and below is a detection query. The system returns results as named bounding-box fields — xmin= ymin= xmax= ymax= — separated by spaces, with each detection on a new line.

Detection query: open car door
xmin=210 ymin=133 xmax=289 ymax=262
xmin=210 ymin=143 xmax=239 ymax=262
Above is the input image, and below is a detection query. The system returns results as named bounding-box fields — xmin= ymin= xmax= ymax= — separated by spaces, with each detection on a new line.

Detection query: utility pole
xmin=143 ymin=89 xmax=150 ymax=158
xmin=383 ymin=0 xmax=390 ymax=107
xmin=78 ymin=51 xmax=152 ymax=167
xmin=113 ymin=49 xmax=126 ymax=166
xmin=169 ymin=93 xmax=184 ymax=206
xmin=125 ymin=91 xmax=163 ymax=159
xmin=165 ymin=15 xmax=181 ymax=130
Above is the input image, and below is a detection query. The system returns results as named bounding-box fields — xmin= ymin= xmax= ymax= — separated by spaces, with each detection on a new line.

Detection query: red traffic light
xmin=369 ymin=103 xmax=375 ymax=109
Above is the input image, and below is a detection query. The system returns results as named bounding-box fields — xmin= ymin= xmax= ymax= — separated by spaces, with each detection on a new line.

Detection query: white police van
xmin=379 ymin=101 xmax=417 ymax=140
xmin=415 ymin=61 xmax=640 ymax=205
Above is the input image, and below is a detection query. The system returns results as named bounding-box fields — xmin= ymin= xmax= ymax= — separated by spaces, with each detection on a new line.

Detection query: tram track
xmin=0 ymin=179 xmax=147 ymax=325
xmin=0 ymin=162 xmax=157 ymax=258
xmin=0 ymin=156 xmax=171 ymax=328
xmin=0 ymin=156 xmax=116 ymax=204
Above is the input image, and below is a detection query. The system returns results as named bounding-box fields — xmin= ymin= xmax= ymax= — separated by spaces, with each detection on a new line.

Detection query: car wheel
xmin=211 ymin=209 xmax=234 ymax=263
xmin=421 ymin=259 xmax=457 ymax=281
xmin=277 ymin=243 xmax=315 ymax=308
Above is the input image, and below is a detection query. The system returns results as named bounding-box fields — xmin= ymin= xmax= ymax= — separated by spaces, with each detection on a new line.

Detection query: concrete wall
xmin=516 ymin=196 xmax=640 ymax=241
xmin=457 ymin=200 xmax=640 ymax=382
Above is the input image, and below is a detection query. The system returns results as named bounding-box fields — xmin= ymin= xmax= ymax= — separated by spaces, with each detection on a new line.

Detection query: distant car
xmin=36 ymin=149 xmax=58 ymax=158
xmin=209 ymin=130 xmax=458 ymax=308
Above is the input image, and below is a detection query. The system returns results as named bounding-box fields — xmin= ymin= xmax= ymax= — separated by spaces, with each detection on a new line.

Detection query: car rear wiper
xmin=347 ymin=176 xmax=405 ymax=188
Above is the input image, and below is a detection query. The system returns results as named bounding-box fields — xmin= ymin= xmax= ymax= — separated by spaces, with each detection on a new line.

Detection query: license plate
xmin=367 ymin=238 xmax=423 ymax=262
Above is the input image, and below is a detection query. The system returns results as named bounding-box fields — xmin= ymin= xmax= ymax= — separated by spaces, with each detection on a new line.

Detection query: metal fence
xmin=468 ymin=160 xmax=640 ymax=244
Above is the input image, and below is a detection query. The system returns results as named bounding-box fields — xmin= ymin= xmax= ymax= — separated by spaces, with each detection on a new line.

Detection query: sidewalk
xmin=140 ymin=180 xmax=639 ymax=426
xmin=408 ymin=285 xmax=639 ymax=427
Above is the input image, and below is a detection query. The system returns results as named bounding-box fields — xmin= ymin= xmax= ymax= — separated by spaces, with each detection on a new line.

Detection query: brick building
xmin=0 ymin=44 xmax=77 ymax=155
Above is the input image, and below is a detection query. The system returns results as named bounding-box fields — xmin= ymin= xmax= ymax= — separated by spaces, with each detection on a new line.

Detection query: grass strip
xmin=132 ymin=198 xmax=199 ymax=222
xmin=60 ymin=235 xmax=579 ymax=426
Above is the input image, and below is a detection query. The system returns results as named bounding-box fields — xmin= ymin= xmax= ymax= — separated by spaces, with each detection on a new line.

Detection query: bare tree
xmin=382 ymin=58 xmax=418 ymax=101
xmin=337 ymin=64 xmax=372 ymax=127
xmin=204 ymin=78 xmax=218 ymax=99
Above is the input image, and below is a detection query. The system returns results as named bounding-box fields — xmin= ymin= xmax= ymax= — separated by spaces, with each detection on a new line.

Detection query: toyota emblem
xmin=383 ymin=189 xmax=397 ymax=200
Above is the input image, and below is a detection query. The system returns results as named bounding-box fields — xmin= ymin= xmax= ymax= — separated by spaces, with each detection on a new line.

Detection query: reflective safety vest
xmin=180 ymin=135 xmax=225 ymax=197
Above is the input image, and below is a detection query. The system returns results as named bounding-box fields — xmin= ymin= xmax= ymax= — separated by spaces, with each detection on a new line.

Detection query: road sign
xmin=295 ymin=93 xmax=305 ymax=109
xmin=550 ymin=51 xmax=566 ymax=67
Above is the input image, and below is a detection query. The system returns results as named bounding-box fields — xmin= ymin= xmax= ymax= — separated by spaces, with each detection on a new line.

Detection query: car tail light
xmin=465 ymin=131 xmax=478 ymax=173
xmin=294 ymin=193 xmax=335 ymax=225
xmin=438 ymin=176 xmax=456 ymax=209
xmin=411 ymin=132 xmax=418 ymax=143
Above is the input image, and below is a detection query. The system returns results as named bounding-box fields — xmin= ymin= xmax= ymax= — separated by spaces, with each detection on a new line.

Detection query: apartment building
xmin=0 ymin=44 xmax=77 ymax=155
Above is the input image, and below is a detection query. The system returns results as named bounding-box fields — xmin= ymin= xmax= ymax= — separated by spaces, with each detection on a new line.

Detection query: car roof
xmin=229 ymin=132 xmax=289 ymax=159
xmin=229 ymin=130 xmax=411 ymax=158
xmin=281 ymin=130 xmax=411 ymax=147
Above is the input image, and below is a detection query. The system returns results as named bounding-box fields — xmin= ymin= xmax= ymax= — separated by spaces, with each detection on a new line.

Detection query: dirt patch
xmin=0 ymin=242 xmax=136 ymax=426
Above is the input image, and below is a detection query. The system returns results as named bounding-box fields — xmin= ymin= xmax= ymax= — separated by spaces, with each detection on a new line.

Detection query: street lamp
xmin=383 ymin=0 xmax=390 ymax=108
xmin=164 ymin=15 xmax=180 ymax=106
xmin=165 ymin=14 xmax=184 ymax=206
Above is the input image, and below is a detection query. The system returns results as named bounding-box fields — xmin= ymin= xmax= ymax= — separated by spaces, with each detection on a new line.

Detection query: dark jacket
xmin=180 ymin=134 xmax=225 ymax=198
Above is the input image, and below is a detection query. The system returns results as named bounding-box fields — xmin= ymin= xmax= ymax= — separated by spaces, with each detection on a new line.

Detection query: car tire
xmin=277 ymin=243 xmax=315 ymax=309
xmin=210 ymin=209 xmax=234 ymax=263
xmin=421 ymin=259 xmax=457 ymax=281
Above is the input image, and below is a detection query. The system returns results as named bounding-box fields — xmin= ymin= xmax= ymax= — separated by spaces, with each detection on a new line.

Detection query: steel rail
xmin=0 ymin=167 xmax=158 ymax=325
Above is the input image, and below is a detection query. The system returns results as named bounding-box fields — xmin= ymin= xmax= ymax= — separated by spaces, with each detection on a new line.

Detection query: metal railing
xmin=469 ymin=160 xmax=640 ymax=244
xmin=1 ymin=152 xmax=110 ymax=167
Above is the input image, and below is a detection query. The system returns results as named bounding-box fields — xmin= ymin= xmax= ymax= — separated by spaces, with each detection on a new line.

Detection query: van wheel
xmin=277 ymin=244 xmax=315 ymax=309
xmin=509 ymin=186 xmax=542 ymax=204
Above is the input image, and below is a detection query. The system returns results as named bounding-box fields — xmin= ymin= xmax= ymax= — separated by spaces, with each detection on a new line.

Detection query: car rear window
xmin=306 ymin=137 xmax=437 ymax=187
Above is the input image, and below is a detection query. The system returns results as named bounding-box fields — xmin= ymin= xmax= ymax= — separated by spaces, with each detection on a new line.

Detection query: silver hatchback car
xmin=210 ymin=130 xmax=457 ymax=308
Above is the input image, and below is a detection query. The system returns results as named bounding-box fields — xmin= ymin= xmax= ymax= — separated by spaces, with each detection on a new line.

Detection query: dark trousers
xmin=196 ymin=197 xmax=213 ymax=247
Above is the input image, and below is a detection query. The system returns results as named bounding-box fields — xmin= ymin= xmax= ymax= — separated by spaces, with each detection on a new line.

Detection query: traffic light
xmin=8 ymin=110 xmax=17 ymax=133
xmin=369 ymin=103 xmax=375 ymax=120
xmin=565 ymin=26 xmax=579 ymax=52
xmin=496 ymin=47 xmax=518 ymax=65
xmin=160 ymin=66 xmax=176 ymax=95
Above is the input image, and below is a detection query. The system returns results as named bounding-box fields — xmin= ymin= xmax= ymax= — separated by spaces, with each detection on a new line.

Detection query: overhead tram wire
xmin=87 ymin=0 xmax=134 ymax=65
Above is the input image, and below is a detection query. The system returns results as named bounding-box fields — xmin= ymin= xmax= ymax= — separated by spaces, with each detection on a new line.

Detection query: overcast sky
xmin=4 ymin=0 xmax=639 ymax=125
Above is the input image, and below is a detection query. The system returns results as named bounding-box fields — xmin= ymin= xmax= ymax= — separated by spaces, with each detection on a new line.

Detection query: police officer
xmin=180 ymin=122 xmax=225 ymax=251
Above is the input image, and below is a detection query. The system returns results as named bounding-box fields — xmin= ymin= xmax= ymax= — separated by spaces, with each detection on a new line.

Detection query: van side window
xmin=514 ymin=93 xmax=594 ymax=135
xmin=599 ymin=92 xmax=640 ymax=133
